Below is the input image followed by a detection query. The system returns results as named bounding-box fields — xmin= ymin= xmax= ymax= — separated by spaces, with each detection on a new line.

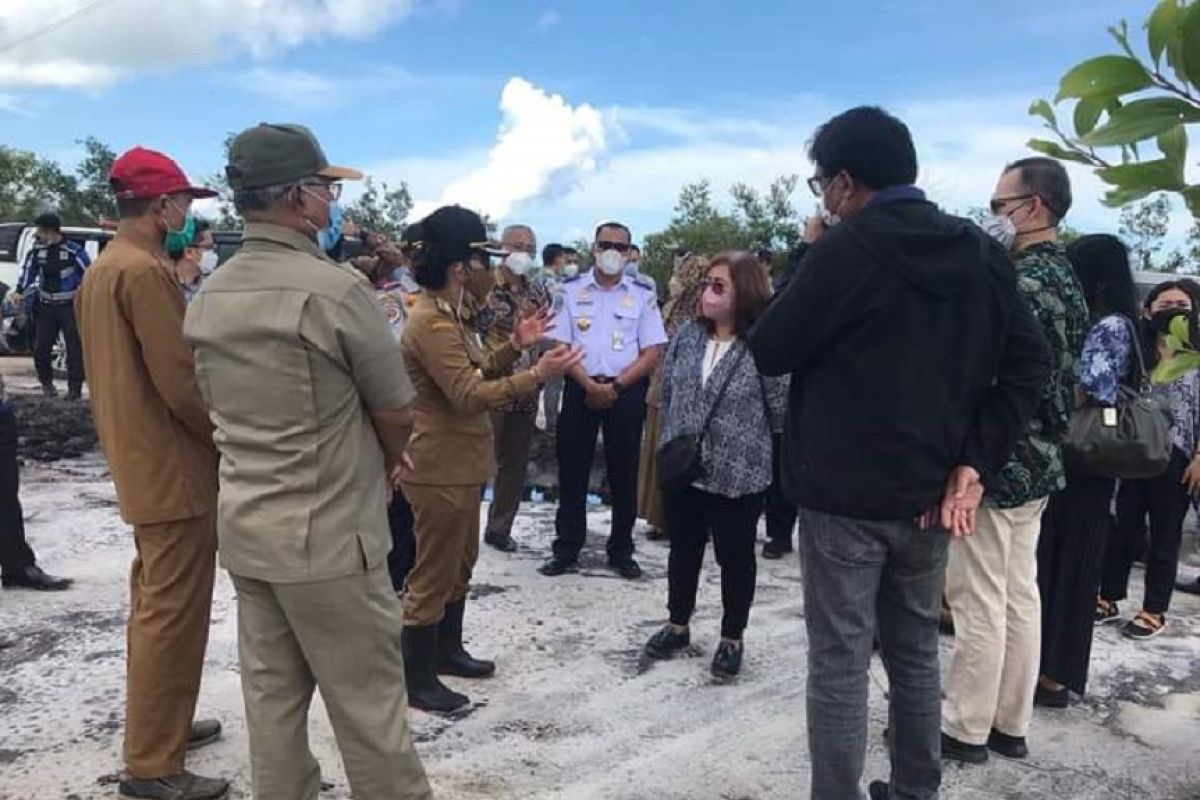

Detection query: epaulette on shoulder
xmin=561 ymin=274 xmax=583 ymax=285
xmin=632 ymin=276 xmax=655 ymax=292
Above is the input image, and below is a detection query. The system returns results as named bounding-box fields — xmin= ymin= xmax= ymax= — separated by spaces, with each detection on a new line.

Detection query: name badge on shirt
xmin=613 ymin=330 xmax=626 ymax=351
xmin=1103 ymin=407 xmax=1118 ymax=427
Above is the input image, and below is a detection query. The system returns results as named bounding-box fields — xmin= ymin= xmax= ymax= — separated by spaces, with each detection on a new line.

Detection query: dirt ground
xmin=1 ymin=356 xmax=1199 ymax=799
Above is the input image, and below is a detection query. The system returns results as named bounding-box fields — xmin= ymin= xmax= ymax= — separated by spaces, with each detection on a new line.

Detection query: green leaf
xmin=1158 ymin=124 xmax=1187 ymax=168
xmin=1152 ymin=351 xmax=1200 ymax=384
xmin=1073 ymin=97 xmax=1107 ymax=136
xmin=1082 ymin=98 xmax=1200 ymax=147
xmin=1182 ymin=185 xmax=1200 ymax=219
xmin=1101 ymin=183 xmax=1157 ymax=207
xmin=1182 ymin=3 xmax=1200 ymax=90
xmin=1170 ymin=313 xmax=1193 ymax=347
xmin=1097 ymin=158 xmax=1186 ymax=191
xmin=1147 ymin=0 xmax=1183 ymax=66
xmin=1025 ymin=138 xmax=1094 ymax=164
xmin=1029 ymin=99 xmax=1057 ymax=126
xmin=1055 ymin=56 xmax=1153 ymax=102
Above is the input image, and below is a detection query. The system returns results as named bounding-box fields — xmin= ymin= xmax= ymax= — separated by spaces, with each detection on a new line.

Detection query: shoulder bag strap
xmin=1118 ymin=314 xmax=1151 ymax=392
xmin=698 ymin=344 xmax=747 ymax=440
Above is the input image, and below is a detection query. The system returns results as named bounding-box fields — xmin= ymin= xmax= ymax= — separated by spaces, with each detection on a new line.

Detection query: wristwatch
xmin=612 ymin=379 xmax=626 ymax=396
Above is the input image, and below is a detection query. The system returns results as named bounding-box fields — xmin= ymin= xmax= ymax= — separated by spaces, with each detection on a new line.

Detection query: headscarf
xmin=663 ymin=253 xmax=708 ymax=338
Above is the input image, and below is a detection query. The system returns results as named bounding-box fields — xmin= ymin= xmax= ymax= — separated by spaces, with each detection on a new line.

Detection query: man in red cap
xmin=75 ymin=147 xmax=229 ymax=800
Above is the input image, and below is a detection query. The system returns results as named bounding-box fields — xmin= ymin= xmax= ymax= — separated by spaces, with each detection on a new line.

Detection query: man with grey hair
xmin=479 ymin=223 xmax=553 ymax=552
xmin=184 ymin=123 xmax=431 ymax=800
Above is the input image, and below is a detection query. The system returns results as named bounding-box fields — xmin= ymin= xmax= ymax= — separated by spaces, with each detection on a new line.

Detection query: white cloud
xmin=237 ymin=64 xmax=487 ymax=109
xmin=0 ymin=0 xmax=421 ymax=89
xmin=536 ymin=10 xmax=562 ymax=31
xmin=410 ymin=77 xmax=606 ymax=221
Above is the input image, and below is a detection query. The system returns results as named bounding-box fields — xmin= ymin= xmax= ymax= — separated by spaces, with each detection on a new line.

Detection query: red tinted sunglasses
xmin=701 ymin=278 xmax=729 ymax=296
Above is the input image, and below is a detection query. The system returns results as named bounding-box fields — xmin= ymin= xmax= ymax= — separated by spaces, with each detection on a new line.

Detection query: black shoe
xmin=645 ymin=527 xmax=669 ymax=542
xmin=1034 ymin=684 xmax=1069 ymax=709
xmin=401 ymin=625 xmax=469 ymax=714
xmin=1 ymin=565 xmax=73 ymax=591
xmin=65 ymin=386 xmax=82 ymax=401
xmin=1176 ymin=576 xmax=1200 ymax=595
xmin=643 ymin=625 xmax=690 ymax=660
xmin=987 ymin=729 xmax=1029 ymax=759
xmin=941 ymin=732 xmax=988 ymax=764
xmin=762 ymin=540 xmax=793 ymax=560
xmin=483 ymin=532 xmax=517 ymax=553
xmin=186 ymin=719 xmax=222 ymax=751
xmin=40 ymin=383 xmax=57 ymax=398
xmin=868 ymin=782 xmax=891 ymax=800
xmin=118 ymin=771 xmax=230 ymax=800
xmin=609 ymin=557 xmax=642 ymax=580
xmin=539 ymin=557 xmax=579 ymax=577
xmin=436 ymin=599 xmax=495 ymax=679
xmin=711 ymin=640 xmax=743 ymax=679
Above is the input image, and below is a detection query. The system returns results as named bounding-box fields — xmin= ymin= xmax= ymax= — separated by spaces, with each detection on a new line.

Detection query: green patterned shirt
xmin=987 ymin=241 xmax=1089 ymax=509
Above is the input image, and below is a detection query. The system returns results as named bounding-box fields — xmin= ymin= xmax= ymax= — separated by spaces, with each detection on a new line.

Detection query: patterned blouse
xmin=477 ymin=275 xmax=553 ymax=415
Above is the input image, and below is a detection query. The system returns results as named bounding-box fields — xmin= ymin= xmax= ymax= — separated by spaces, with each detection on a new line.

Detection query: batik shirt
xmin=987 ymin=241 xmax=1089 ymax=508
xmin=478 ymin=275 xmax=552 ymax=414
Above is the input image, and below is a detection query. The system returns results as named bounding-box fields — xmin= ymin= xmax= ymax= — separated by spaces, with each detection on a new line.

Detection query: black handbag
xmin=658 ymin=346 xmax=746 ymax=492
xmin=1062 ymin=316 xmax=1173 ymax=480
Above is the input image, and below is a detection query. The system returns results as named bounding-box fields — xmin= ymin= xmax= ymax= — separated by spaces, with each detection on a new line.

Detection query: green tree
xmin=206 ymin=132 xmax=243 ymax=232
xmin=343 ymin=177 xmax=413 ymax=240
xmin=73 ymin=136 xmax=118 ymax=223
xmin=1027 ymin=0 xmax=1200 ymax=218
xmin=1119 ymin=194 xmax=1174 ymax=268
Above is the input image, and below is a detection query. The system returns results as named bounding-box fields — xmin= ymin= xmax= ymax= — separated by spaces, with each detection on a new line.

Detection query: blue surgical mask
xmin=317 ymin=199 xmax=344 ymax=255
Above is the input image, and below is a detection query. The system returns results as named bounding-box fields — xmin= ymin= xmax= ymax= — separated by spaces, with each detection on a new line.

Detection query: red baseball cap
xmin=108 ymin=147 xmax=218 ymax=201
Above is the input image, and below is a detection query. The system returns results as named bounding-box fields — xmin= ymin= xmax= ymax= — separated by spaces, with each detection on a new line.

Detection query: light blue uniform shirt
xmin=549 ymin=270 xmax=667 ymax=378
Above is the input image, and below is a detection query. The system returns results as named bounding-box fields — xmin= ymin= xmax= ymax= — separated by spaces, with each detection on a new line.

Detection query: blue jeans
xmin=797 ymin=507 xmax=948 ymax=800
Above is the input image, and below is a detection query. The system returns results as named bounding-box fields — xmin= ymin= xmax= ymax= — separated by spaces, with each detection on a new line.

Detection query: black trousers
xmin=765 ymin=433 xmax=797 ymax=547
xmin=0 ymin=405 xmax=35 ymax=576
xmin=1037 ymin=469 xmax=1114 ymax=695
xmin=387 ymin=488 xmax=415 ymax=592
xmin=1102 ymin=449 xmax=1191 ymax=615
xmin=34 ymin=301 xmax=83 ymax=388
xmin=553 ymin=377 xmax=648 ymax=562
xmin=665 ymin=484 xmax=764 ymax=639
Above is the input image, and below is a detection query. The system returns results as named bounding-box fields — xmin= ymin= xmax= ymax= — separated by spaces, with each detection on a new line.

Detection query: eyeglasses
xmin=301 ymin=181 xmax=344 ymax=201
xmin=807 ymin=175 xmax=827 ymax=197
xmin=989 ymin=194 xmax=1035 ymax=215
xmin=596 ymin=241 xmax=632 ymax=254
xmin=701 ymin=278 xmax=730 ymax=296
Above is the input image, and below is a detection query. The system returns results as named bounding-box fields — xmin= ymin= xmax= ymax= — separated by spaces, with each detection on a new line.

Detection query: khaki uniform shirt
xmin=184 ymin=223 xmax=414 ymax=583
xmin=75 ymin=226 xmax=217 ymax=525
xmin=401 ymin=290 xmax=541 ymax=486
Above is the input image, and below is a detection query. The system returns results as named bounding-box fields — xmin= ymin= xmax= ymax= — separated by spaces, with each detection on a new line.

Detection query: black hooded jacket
xmin=748 ymin=196 xmax=1052 ymax=521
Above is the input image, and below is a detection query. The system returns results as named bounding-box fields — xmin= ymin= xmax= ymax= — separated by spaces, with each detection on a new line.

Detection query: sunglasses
xmin=701 ymin=278 xmax=730 ymax=296
xmin=596 ymin=241 xmax=632 ymax=254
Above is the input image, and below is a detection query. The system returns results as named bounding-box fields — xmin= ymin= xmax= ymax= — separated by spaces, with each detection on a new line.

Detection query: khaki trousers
xmin=232 ymin=567 xmax=431 ymax=800
xmin=943 ymin=498 xmax=1047 ymax=745
xmin=125 ymin=512 xmax=217 ymax=778
xmin=485 ymin=408 xmax=537 ymax=539
xmin=402 ymin=482 xmax=480 ymax=627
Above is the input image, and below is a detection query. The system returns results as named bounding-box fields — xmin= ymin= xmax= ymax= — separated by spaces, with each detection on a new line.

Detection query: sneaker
xmin=538 ymin=557 xmax=578 ymax=577
xmin=644 ymin=625 xmax=690 ymax=660
xmin=987 ymin=728 xmax=1029 ymax=759
xmin=118 ymin=771 xmax=230 ymax=800
xmin=1034 ymin=684 xmax=1069 ymax=709
xmin=609 ymin=557 xmax=643 ymax=580
xmin=711 ymin=640 xmax=743 ymax=679
xmin=762 ymin=540 xmax=793 ymax=560
xmin=941 ymin=732 xmax=988 ymax=764
xmin=1122 ymin=611 xmax=1167 ymax=640
xmin=868 ymin=782 xmax=891 ymax=800
xmin=1095 ymin=597 xmax=1121 ymax=625
xmin=483 ymin=532 xmax=517 ymax=553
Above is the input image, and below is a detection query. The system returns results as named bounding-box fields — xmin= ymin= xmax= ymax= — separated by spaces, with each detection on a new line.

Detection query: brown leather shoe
xmin=118 ymin=771 xmax=230 ymax=800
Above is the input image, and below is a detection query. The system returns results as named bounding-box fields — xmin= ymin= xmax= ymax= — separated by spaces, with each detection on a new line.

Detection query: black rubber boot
xmin=436 ymin=599 xmax=496 ymax=679
xmin=401 ymin=625 xmax=469 ymax=713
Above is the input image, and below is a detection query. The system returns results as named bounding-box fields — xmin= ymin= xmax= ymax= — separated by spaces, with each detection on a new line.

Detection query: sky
xmin=0 ymin=0 xmax=1185 ymax=249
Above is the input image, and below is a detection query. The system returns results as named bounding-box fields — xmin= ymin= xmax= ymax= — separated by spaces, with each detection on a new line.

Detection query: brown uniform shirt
xmin=184 ymin=223 xmax=415 ymax=584
xmin=75 ymin=225 xmax=218 ymax=526
xmin=400 ymin=290 xmax=541 ymax=486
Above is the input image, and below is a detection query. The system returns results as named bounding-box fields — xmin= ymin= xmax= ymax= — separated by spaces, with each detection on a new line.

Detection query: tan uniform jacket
xmin=75 ymin=226 xmax=217 ymax=525
xmin=184 ymin=223 xmax=415 ymax=584
xmin=400 ymin=290 xmax=540 ymax=486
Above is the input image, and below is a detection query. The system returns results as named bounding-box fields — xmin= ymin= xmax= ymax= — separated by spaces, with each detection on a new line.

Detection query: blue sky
xmin=0 ymin=0 xmax=1175 ymax=246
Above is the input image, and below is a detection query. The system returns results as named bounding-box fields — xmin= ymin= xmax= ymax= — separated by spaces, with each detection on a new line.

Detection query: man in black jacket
xmin=749 ymin=106 xmax=1051 ymax=800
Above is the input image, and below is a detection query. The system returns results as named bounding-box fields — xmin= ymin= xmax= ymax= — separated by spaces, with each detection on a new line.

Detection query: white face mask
xmin=505 ymin=251 xmax=534 ymax=277
xmin=597 ymin=248 xmax=625 ymax=277
xmin=198 ymin=251 xmax=219 ymax=274
xmin=981 ymin=214 xmax=1018 ymax=251
xmin=562 ymin=263 xmax=579 ymax=279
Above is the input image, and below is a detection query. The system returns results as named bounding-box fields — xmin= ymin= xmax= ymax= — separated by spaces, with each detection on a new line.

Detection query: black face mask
xmin=1147 ymin=308 xmax=1192 ymax=337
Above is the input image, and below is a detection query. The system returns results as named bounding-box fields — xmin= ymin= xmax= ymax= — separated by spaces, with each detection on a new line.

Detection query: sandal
xmin=1095 ymin=597 xmax=1120 ymax=625
xmin=1122 ymin=611 xmax=1167 ymax=640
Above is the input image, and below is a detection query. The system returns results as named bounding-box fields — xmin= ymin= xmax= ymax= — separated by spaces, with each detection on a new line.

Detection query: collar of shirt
xmin=583 ymin=270 xmax=631 ymax=292
xmin=864 ymin=185 xmax=926 ymax=210
xmin=114 ymin=220 xmax=169 ymax=257
xmin=241 ymin=222 xmax=326 ymax=259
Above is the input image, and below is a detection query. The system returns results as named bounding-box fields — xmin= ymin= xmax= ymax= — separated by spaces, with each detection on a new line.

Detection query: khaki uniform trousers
xmin=402 ymin=482 xmax=481 ymax=627
xmin=232 ymin=566 xmax=431 ymax=800
xmin=485 ymin=408 xmax=537 ymax=540
xmin=943 ymin=498 xmax=1047 ymax=745
xmin=125 ymin=512 xmax=216 ymax=779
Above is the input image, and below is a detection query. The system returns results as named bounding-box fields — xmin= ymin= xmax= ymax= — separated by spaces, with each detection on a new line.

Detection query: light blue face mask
xmin=317 ymin=199 xmax=344 ymax=254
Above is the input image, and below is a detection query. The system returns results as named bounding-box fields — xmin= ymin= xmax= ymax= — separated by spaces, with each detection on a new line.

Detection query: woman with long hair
xmin=1035 ymin=234 xmax=1139 ymax=707
xmin=1097 ymin=279 xmax=1200 ymax=642
xmin=643 ymin=252 xmax=787 ymax=679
